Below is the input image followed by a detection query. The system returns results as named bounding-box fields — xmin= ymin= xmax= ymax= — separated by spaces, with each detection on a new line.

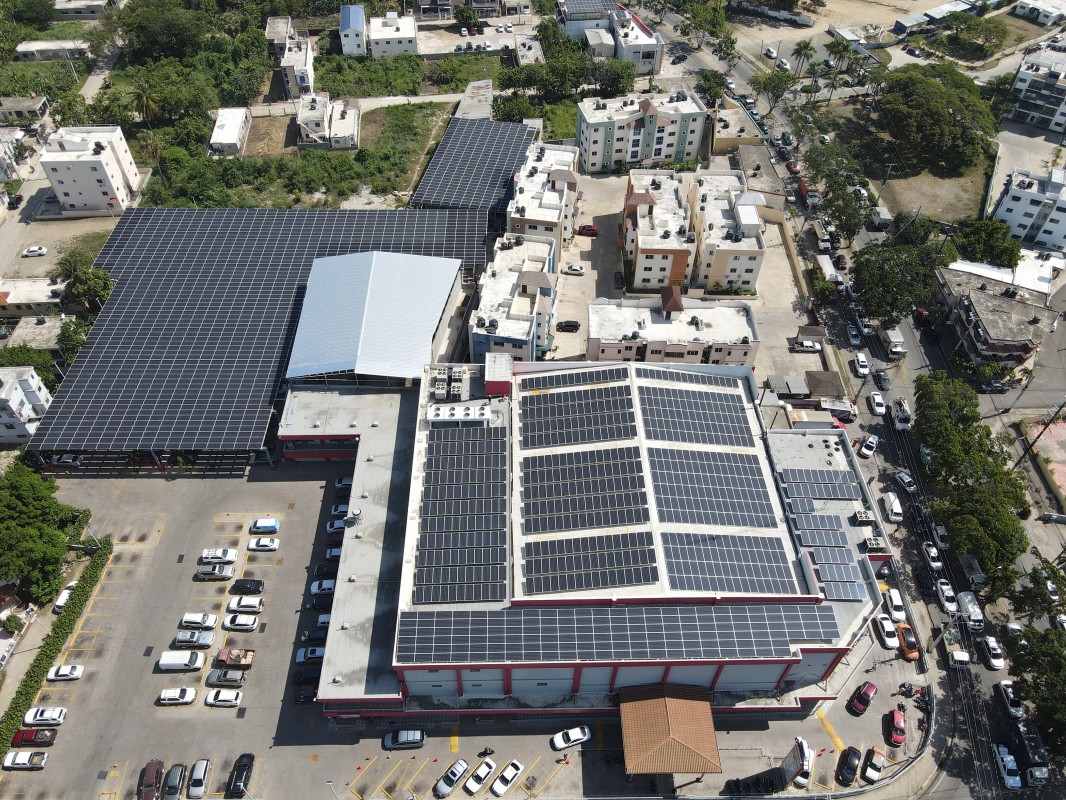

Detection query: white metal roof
xmin=286 ymin=251 xmax=461 ymax=380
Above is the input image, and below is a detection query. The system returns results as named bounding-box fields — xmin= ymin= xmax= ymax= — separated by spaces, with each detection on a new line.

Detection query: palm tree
xmin=137 ymin=130 xmax=163 ymax=163
xmin=792 ymin=39 xmax=816 ymax=76
xmin=827 ymin=38 xmax=854 ymax=73
xmin=128 ymin=73 xmax=161 ymax=127
xmin=825 ymin=73 xmax=843 ymax=102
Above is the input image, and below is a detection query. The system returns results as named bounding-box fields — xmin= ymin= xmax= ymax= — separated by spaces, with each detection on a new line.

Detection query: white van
xmin=948 ymin=650 xmax=971 ymax=669
xmin=158 ymin=651 xmax=206 ymax=671
xmin=881 ymin=491 xmax=903 ymax=523
xmin=249 ymin=518 xmax=279 ymax=534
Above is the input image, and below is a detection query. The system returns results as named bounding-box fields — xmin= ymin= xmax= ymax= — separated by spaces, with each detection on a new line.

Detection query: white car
xmin=980 ymin=636 xmax=1006 ymax=670
xmin=793 ymin=339 xmax=822 ymax=352
xmin=53 ymin=580 xmax=77 ymax=613
xmin=550 ymin=725 xmax=592 ymax=750
xmin=725 ymin=77 xmax=736 ymax=91
xmin=764 ymin=47 xmax=777 ymax=59
xmin=490 ymin=760 xmax=525 ymax=797
xmin=248 ymin=537 xmax=279 ymax=551
xmin=228 ymin=596 xmax=264 ymax=614
xmin=854 ymin=353 xmax=870 ymax=376
xmin=296 ymin=647 xmax=326 ymax=664
xmin=50 ymin=454 xmax=82 ymax=468
xmin=995 ymin=680 xmax=1025 ymax=719
xmin=433 ymin=758 xmax=470 ymax=798
xmin=23 ymin=707 xmax=66 ymax=726
xmin=895 ymin=471 xmax=918 ymax=495
xmin=159 ymin=687 xmax=197 ymax=706
xmin=310 ymin=580 xmax=335 ymax=595
xmin=884 ymin=588 xmax=905 ymax=623
xmin=205 ymin=689 xmax=243 ymax=708
xmin=563 ymin=264 xmax=585 ymax=276
xmin=223 ymin=614 xmax=259 ymax=632
xmin=21 ymin=246 xmax=47 ymax=257
xmin=936 ymin=579 xmax=958 ymax=614
xmin=46 ymin=664 xmax=84 ymax=681
xmin=863 ymin=747 xmax=886 ymax=784
xmin=3 ymin=751 xmax=47 ymax=770
xmin=867 ymin=392 xmax=886 ymax=415
xmin=335 ymin=476 xmax=353 ymax=489
xmin=858 ymin=434 xmax=879 ymax=458
xmin=200 ymin=548 xmax=238 ymax=564
xmin=777 ymin=58 xmax=792 ymax=71
xmin=181 ymin=612 xmax=218 ymax=630
xmin=188 ymin=759 xmax=211 ymax=799
xmin=465 ymin=759 xmax=497 ymax=793
xmin=873 ymin=614 xmax=899 ymax=649
xmin=992 ymin=743 xmax=1022 ymax=790
xmin=922 ymin=542 xmax=943 ymax=571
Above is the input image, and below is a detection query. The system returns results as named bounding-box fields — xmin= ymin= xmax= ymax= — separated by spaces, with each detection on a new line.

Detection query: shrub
xmin=3 ymin=616 xmax=24 ymax=635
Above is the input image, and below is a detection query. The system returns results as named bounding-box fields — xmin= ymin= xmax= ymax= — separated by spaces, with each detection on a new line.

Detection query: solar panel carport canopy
xmin=28 ymin=208 xmax=486 ymax=453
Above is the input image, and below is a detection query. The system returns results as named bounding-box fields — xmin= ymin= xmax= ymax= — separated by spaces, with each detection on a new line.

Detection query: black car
xmin=780 ymin=131 xmax=795 ymax=146
xmin=872 ymin=369 xmax=891 ymax=391
xmin=225 ymin=753 xmax=255 ymax=799
xmin=232 ymin=579 xmax=264 ymax=595
xmin=293 ymin=669 xmax=321 ymax=686
xmin=916 ymin=568 xmax=936 ymax=597
xmin=7 ymin=194 xmax=24 ymax=210
xmin=310 ymin=594 xmax=333 ymax=611
xmin=313 ymin=563 xmax=338 ymax=580
xmin=837 ymin=746 xmax=862 ymax=786
xmin=292 ymin=685 xmax=317 ymax=704
xmin=908 ymin=506 xmax=932 ymax=538
xmin=304 ymin=628 xmax=327 ymax=645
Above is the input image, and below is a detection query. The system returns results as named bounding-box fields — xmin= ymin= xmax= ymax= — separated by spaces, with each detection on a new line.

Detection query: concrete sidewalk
xmin=0 ymin=609 xmax=55 ymax=714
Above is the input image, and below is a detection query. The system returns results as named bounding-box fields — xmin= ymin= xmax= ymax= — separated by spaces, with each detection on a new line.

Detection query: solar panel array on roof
xmin=637 ymin=385 xmax=752 ymax=447
xmin=562 ymin=0 xmax=619 ymax=16
xmin=29 ymin=208 xmax=486 ymax=453
xmin=522 ymin=366 xmax=627 ymax=391
xmin=409 ymin=118 xmax=533 ymax=217
xmin=520 ymin=384 xmax=637 ymax=449
xmin=634 ymin=366 xmax=740 ymax=390
xmin=416 ymin=426 xmax=508 ymax=604
xmin=395 ymin=603 xmax=840 ymax=663
xmin=522 ymin=531 xmax=658 ymax=594
xmin=648 ymin=448 xmax=777 ymax=528
xmin=662 ymin=532 xmax=798 ymax=595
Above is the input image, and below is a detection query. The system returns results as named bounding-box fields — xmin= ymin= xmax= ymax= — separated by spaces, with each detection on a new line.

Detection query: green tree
xmin=58 ymin=317 xmax=92 ymax=363
xmin=114 ymin=0 xmax=211 ymax=60
xmin=894 ymin=210 xmax=939 ymax=246
xmin=87 ymin=89 xmax=136 ymax=130
xmin=492 ymin=94 xmax=534 ymax=123
xmin=10 ymin=0 xmax=55 ymax=29
xmin=1007 ymin=625 xmax=1066 ymax=746
xmin=0 ymin=345 xmax=58 ymax=391
xmin=51 ymin=91 xmax=90 ymax=129
xmin=826 ymin=37 xmax=853 ymax=71
xmin=591 ymin=58 xmax=635 ymax=98
xmin=688 ymin=2 xmax=723 ymax=47
xmin=454 ymin=5 xmax=479 ymax=30
xmin=750 ymin=68 xmax=796 ymax=112
xmin=128 ymin=72 xmax=162 ymax=126
xmin=711 ymin=29 xmax=740 ymax=71
xmin=850 ymin=243 xmax=937 ymax=327
xmin=791 ymin=38 xmax=815 ymax=76
xmin=53 ymin=248 xmax=95 ymax=280
xmin=698 ymin=69 xmax=727 ymax=104
xmin=64 ymin=267 xmax=114 ymax=312
xmin=952 ymin=219 xmax=1021 ymax=269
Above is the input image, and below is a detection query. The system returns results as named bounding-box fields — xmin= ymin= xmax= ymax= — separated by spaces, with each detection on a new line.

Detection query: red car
xmin=848 ymin=681 xmax=877 ymax=715
xmin=889 ymin=708 xmax=906 ymax=746
xmin=576 ymin=224 xmax=599 ymax=237
xmin=834 ymin=253 xmax=848 ymax=269
xmin=137 ymin=759 xmax=164 ymax=800
xmin=11 ymin=728 xmax=56 ymax=747
xmin=786 ymin=160 xmax=801 ymax=175
xmin=614 ymin=270 xmax=625 ymax=290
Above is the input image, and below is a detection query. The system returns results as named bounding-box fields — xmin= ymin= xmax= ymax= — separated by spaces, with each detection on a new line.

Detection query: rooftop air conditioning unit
xmin=854 ymin=510 xmax=875 ymax=525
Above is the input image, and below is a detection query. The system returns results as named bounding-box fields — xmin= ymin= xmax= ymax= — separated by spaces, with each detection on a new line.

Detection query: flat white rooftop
xmin=630 ymin=171 xmax=691 ymax=251
xmin=0 ymin=278 xmax=64 ymax=305
xmin=511 ymin=143 xmax=578 ymax=224
xmin=478 ymin=239 xmax=556 ymax=340
xmin=579 ymin=90 xmax=705 ymax=125
xmin=211 ymin=108 xmax=248 ymax=146
xmin=588 ymin=298 xmax=757 ymax=344
xmin=948 ymin=257 xmax=1054 ymax=301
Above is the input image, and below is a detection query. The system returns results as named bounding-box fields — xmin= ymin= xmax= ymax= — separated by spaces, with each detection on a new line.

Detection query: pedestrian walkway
xmin=0 ymin=610 xmax=54 ymax=713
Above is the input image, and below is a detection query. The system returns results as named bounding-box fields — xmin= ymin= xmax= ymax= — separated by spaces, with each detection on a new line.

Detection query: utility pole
xmin=1012 ymin=394 xmax=1066 ymax=470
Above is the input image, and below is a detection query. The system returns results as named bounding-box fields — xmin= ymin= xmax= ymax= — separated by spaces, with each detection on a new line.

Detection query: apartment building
xmin=687 ymin=171 xmax=768 ymax=290
xmin=1013 ymin=0 xmax=1066 ymax=26
xmin=52 ymin=0 xmax=111 ymax=19
xmin=623 ymin=170 xmax=697 ymax=290
xmin=0 ymin=367 xmax=52 ymax=444
xmin=576 ymin=90 xmax=707 ymax=173
xmin=280 ymin=37 xmax=315 ymax=99
xmin=469 ymin=235 xmax=558 ymax=363
xmin=40 ymin=126 xmax=144 ymax=214
xmin=208 ymin=108 xmax=251 ymax=157
xmin=587 ymin=288 xmax=759 ymax=366
xmin=1008 ymin=44 xmax=1066 ymax=132
xmin=15 ymin=40 xmax=90 ymax=61
xmin=369 ymin=12 xmax=419 ymax=58
xmin=609 ymin=10 xmax=663 ymax=75
xmin=265 ymin=16 xmax=295 ymax=59
xmin=296 ymin=93 xmax=359 ymax=149
xmin=505 ymin=142 xmax=580 ymax=254
xmin=340 ymin=5 xmax=368 ymax=57
xmin=992 ymin=167 xmax=1066 ymax=249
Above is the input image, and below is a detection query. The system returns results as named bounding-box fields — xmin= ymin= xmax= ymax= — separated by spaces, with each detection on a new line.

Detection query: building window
xmin=653 ymin=148 xmax=662 ymax=157
xmin=1023 ymin=212 xmax=1036 ymax=218
xmin=90 ymin=166 xmax=98 ymax=172
xmin=655 ymin=136 xmax=664 ymax=145
xmin=744 ymin=268 xmax=754 ymax=274
xmin=661 ymin=255 xmax=669 ymax=260
xmin=4 ymin=424 xmax=15 ymax=430
xmin=1011 ymin=195 xmax=1020 ymax=201
xmin=742 ymin=280 xmax=751 ymax=285
xmin=641 ymin=278 xmax=651 ymax=284
xmin=50 ymin=167 xmax=57 ymax=173
xmin=748 ymin=256 xmax=757 ymax=261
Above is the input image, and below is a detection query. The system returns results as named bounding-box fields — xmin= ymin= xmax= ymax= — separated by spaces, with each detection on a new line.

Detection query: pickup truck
xmin=3 ymin=751 xmax=47 ymax=770
xmin=11 ymin=728 xmax=57 ymax=747
xmin=214 ymin=648 xmax=255 ymax=669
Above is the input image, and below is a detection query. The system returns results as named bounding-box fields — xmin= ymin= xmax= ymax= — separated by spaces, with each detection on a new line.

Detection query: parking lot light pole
xmin=326 ymin=780 xmax=340 ymax=800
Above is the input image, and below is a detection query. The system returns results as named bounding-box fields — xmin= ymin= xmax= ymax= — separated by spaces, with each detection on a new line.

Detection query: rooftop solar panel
xmin=409 ymin=118 xmax=534 ymax=218
xmin=634 ymin=366 xmax=740 ymax=390
xmin=522 ymin=366 xmax=628 ymax=391
xmin=29 ymin=208 xmax=487 ymax=453
xmin=648 ymin=448 xmax=777 ymax=529
xmin=637 ymin=385 xmax=753 ymax=447
xmin=822 ymin=582 xmax=869 ymax=602
xmin=662 ymin=532 xmax=799 ymax=595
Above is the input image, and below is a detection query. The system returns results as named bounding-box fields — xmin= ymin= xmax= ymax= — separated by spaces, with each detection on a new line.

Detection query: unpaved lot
xmin=244 ymin=115 xmax=299 ymax=157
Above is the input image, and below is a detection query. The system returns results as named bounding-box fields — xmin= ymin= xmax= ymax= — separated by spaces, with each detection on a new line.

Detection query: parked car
xmin=227 ymin=596 xmax=263 ymax=613
xmin=173 ymin=631 xmax=214 ymax=649
xmin=223 ymin=614 xmax=259 ymax=632
xmin=613 ymin=271 xmax=625 ymax=290
xmin=201 ymin=548 xmax=238 ymax=564
xmin=434 ymin=759 xmax=470 ymax=798
xmin=992 ymin=743 xmax=1022 ymax=790
xmin=491 ymin=760 xmax=525 ymax=796
xmin=3 ymin=751 xmax=47 ymax=770
xmin=785 ymin=160 xmax=801 ymax=175
xmin=7 ymin=194 xmax=24 ymax=210
xmin=225 ymin=753 xmax=254 ymax=798
xmin=382 ymin=729 xmax=426 ymax=750
xmin=158 ymin=688 xmax=197 ymax=706
xmin=556 ymin=319 xmax=581 ymax=333
xmin=848 ymin=681 xmax=877 ymax=715
xmin=50 ymin=454 xmax=81 ymax=468
xmin=550 ymin=725 xmax=592 ymax=750
xmin=53 ymin=580 xmax=77 ymax=612
xmin=995 ymin=680 xmax=1025 ymax=719
xmin=895 ymin=471 xmax=918 ymax=495
xmin=248 ymin=537 xmax=278 ymax=551
xmin=196 ymin=564 xmax=235 ymax=581
xmin=867 ymin=392 xmax=886 ymax=415
xmin=576 ymin=224 xmax=599 ymax=237
xmin=465 ymin=758 xmax=497 ymax=793
xmin=764 ymin=46 xmax=777 ymax=59
xmin=181 ymin=612 xmax=218 ymax=630
xmin=858 ymin=434 xmax=879 ymax=458
xmin=232 ymin=579 xmax=264 ymax=595
xmin=138 ymin=758 xmax=165 ymax=800
xmin=188 ymin=759 xmax=211 ymax=799
xmin=207 ymin=669 xmax=247 ymax=688
xmin=888 ymin=708 xmax=906 ymax=746
xmin=46 ymin=664 xmax=83 ymax=681
xmin=206 ymin=689 xmax=243 ymax=708
xmin=874 ymin=614 xmax=899 ymax=649
xmin=936 ymin=579 xmax=958 ymax=613
xmin=979 ymin=636 xmax=1005 ymax=670
xmin=310 ymin=580 xmax=335 ymax=596
xmin=885 ymin=588 xmax=905 ymax=623
xmin=563 ymin=264 xmax=585 ymax=276
xmin=330 ymin=503 xmax=348 ymax=517
xmin=793 ymin=340 xmax=822 ymax=353
xmin=162 ymin=763 xmax=186 ymax=798
xmin=854 ymin=353 xmax=870 ymax=376
xmin=313 ymin=563 xmax=338 ymax=580
xmin=23 ymin=707 xmax=66 ymax=726
xmin=296 ymin=647 xmax=325 ymax=664
xmin=21 ymin=246 xmax=47 ymax=257
xmin=325 ymin=519 xmax=346 ymax=535
xmin=837 ymin=746 xmax=862 ymax=786
xmin=293 ymin=669 xmax=321 ymax=686
xmin=863 ymin=747 xmax=886 ymax=783
xmin=897 ymin=624 xmax=919 ymax=661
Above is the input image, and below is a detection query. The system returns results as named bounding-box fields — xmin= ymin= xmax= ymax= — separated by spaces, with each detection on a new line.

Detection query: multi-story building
xmin=1013 ymin=0 xmax=1066 ymax=26
xmin=40 ymin=126 xmax=144 ymax=214
xmin=368 ymin=12 xmax=419 ymax=58
xmin=340 ymin=5 xmax=368 ymax=56
xmin=296 ymin=93 xmax=359 ymax=149
xmin=1008 ymin=44 xmax=1066 ymax=132
xmin=576 ymin=90 xmax=707 ymax=173
xmin=0 ymin=367 xmax=52 ymax=445
xmin=208 ymin=108 xmax=251 ymax=157
xmin=560 ymin=2 xmax=662 ymax=73
xmin=0 ymin=279 xmax=66 ymax=321
xmin=469 ymin=235 xmax=558 ymax=363
xmin=937 ymin=261 xmax=1056 ymax=368
xmin=265 ymin=16 xmax=295 ymax=60
xmin=587 ymin=288 xmax=759 ymax=365
xmin=992 ymin=167 xmax=1066 ymax=249
xmin=1 ymin=128 xmax=23 ymax=180
xmin=687 ymin=171 xmax=768 ymax=290
xmin=609 ymin=10 xmax=663 ymax=75
xmin=280 ymin=37 xmax=315 ymax=99
xmin=505 ymin=142 xmax=580 ymax=254
xmin=15 ymin=40 xmax=90 ymax=61
xmin=623 ymin=170 xmax=696 ymax=290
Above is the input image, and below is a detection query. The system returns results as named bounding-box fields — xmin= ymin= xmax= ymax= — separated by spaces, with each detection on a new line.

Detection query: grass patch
xmin=543 ymin=99 xmax=577 ymax=140
xmin=0 ymin=59 xmax=87 ymax=98
xmin=316 ymin=53 xmax=424 ymax=98
xmin=997 ymin=11 xmax=1047 ymax=49
xmin=22 ymin=21 xmax=90 ymax=41
xmin=57 ymin=230 xmax=111 ymax=260
xmin=424 ymin=55 xmax=502 ymax=94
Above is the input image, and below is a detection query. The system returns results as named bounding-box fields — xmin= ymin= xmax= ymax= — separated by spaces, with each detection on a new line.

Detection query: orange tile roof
xmin=620 ymin=684 xmax=722 ymax=775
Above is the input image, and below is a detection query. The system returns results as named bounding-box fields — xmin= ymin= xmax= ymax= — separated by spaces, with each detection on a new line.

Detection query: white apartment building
xmin=41 ymin=126 xmax=143 ymax=214
xmin=623 ymin=170 xmax=696 ymax=290
xmin=0 ymin=367 xmax=52 ymax=444
xmin=992 ymin=167 xmax=1066 ymax=249
xmin=1009 ymin=44 xmax=1066 ymax=131
xmin=280 ymin=37 xmax=315 ymax=99
xmin=687 ymin=171 xmax=768 ymax=290
xmin=1013 ymin=0 xmax=1066 ymax=26
xmin=265 ymin=16 xmax=295 ymax=59
xmin=469 ymin=235 xmax=558 ymax=364
xmin=506 ymin=142 xmax=580 ymax=255
xmin=576 ymin=90 xmax=707 ymax=173
xmin=369 ymin=12 xmax=419 ymax=58
xmin=208 ymin=108 xmax=251 ymax=157
xmin=296 ymin=92 xmax=359 ymax=149
xmin=609 ymin=11 xmax=663 ymax=76
xmin=587 ymin=290 xmax=759 ymax=366
xmin=340 ymin=5 xmax=368 ymax=56
xmin=1 ymin=128 xmax=23 ymax=180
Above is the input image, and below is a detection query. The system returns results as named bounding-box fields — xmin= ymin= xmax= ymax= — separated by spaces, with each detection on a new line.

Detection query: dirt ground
xmin=244 ymin=115 xmax=299 ymax=157
xmin=877 ymin=160 xmax=987 ymax=222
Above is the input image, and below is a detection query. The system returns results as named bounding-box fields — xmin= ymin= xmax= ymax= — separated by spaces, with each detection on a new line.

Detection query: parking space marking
xmin=402 ymin=756 xmax=431 ymax=791
xmin=104 ymin=512 xmax=167 ymax=548
xmin=347 ymin=755 xmax=378 ymax=798
xmin=450 ymin=724 xmax=459 ymax=752
xmin=518 ymin=756 xmax=541 ymax=797
xmin=815 ymin=709 xmax=846 ymax=751
xmin=374 ymin=758 xmax=407 ymax=798
xmin=531 ymin=755 xmax=570 ymax=797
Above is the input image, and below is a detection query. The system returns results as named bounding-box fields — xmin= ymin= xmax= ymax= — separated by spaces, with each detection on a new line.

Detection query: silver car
xmin=433 ymin=758 xmax=469 ymax=798
xmin=187 ymin=759 xmax=211 ymax=799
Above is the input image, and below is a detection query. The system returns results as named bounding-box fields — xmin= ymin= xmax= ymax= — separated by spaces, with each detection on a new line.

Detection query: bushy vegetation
xmin=316 ymin=53 xmax=423 ymax=98
xmin=0 ymin=346 xmax=59 ymax=392
xmin=0 ymin=538 xmax=110 ymax=760
xmin=850 ymin=240 xmax=956 ymax=327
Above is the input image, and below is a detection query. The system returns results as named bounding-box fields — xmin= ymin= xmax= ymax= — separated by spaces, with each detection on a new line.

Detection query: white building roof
xmin=285 ymin=251 xmax=461 ymax=380
xmin=455 ymin=79 xmax=493 ymax=120
xmin=368 ymin=12 xmax=416 ymax=39
xmin=0 ymin=278 xmax=65 ymax=305
xmin=477 ymin=239 xmax=556 ymax=341
xmin=210 ymin=108 xmax=247 ymax=146
xmin=15 ymin=40 xmax=88 ymax=53
xmin=511 ymin=143 xmax=579 ymax=224
xmin=281 ymin=38 xmax=313 ymax=70
xmin=630 ymin=170 xmax=691 ymax=250
xmin=585 ymin=28 xmax=614 ymax=46
xmin=579 ymin=90 xmax=705 ymax=125
xmin=1019 ymin=0 xmax=1066 ymax=13
xmin=41 ymin=125 xmax=123 ymax=162
xmin=947 ymin=257 xmax=1055 ymax=301
xmin=588 ymin=297 xmax=757 ymax=344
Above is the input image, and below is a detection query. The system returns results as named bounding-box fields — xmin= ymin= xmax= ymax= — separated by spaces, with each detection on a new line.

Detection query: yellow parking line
xmin=403 ymin=757 xmax=431 ymax=790
xmin=450 ymin=724 xmax=459 ymax=752
xmin=532 ymin=757 xmax=571 ymax=797
xmin=348 ymin=755 xmax=377 ymax=798
xmin=375 ymin=759 xmax=406 ymax=798
xmin=815 ymin=709 xmax=846 ymax=751
xmin=518 ymin=757 xmax=541 ymax=797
